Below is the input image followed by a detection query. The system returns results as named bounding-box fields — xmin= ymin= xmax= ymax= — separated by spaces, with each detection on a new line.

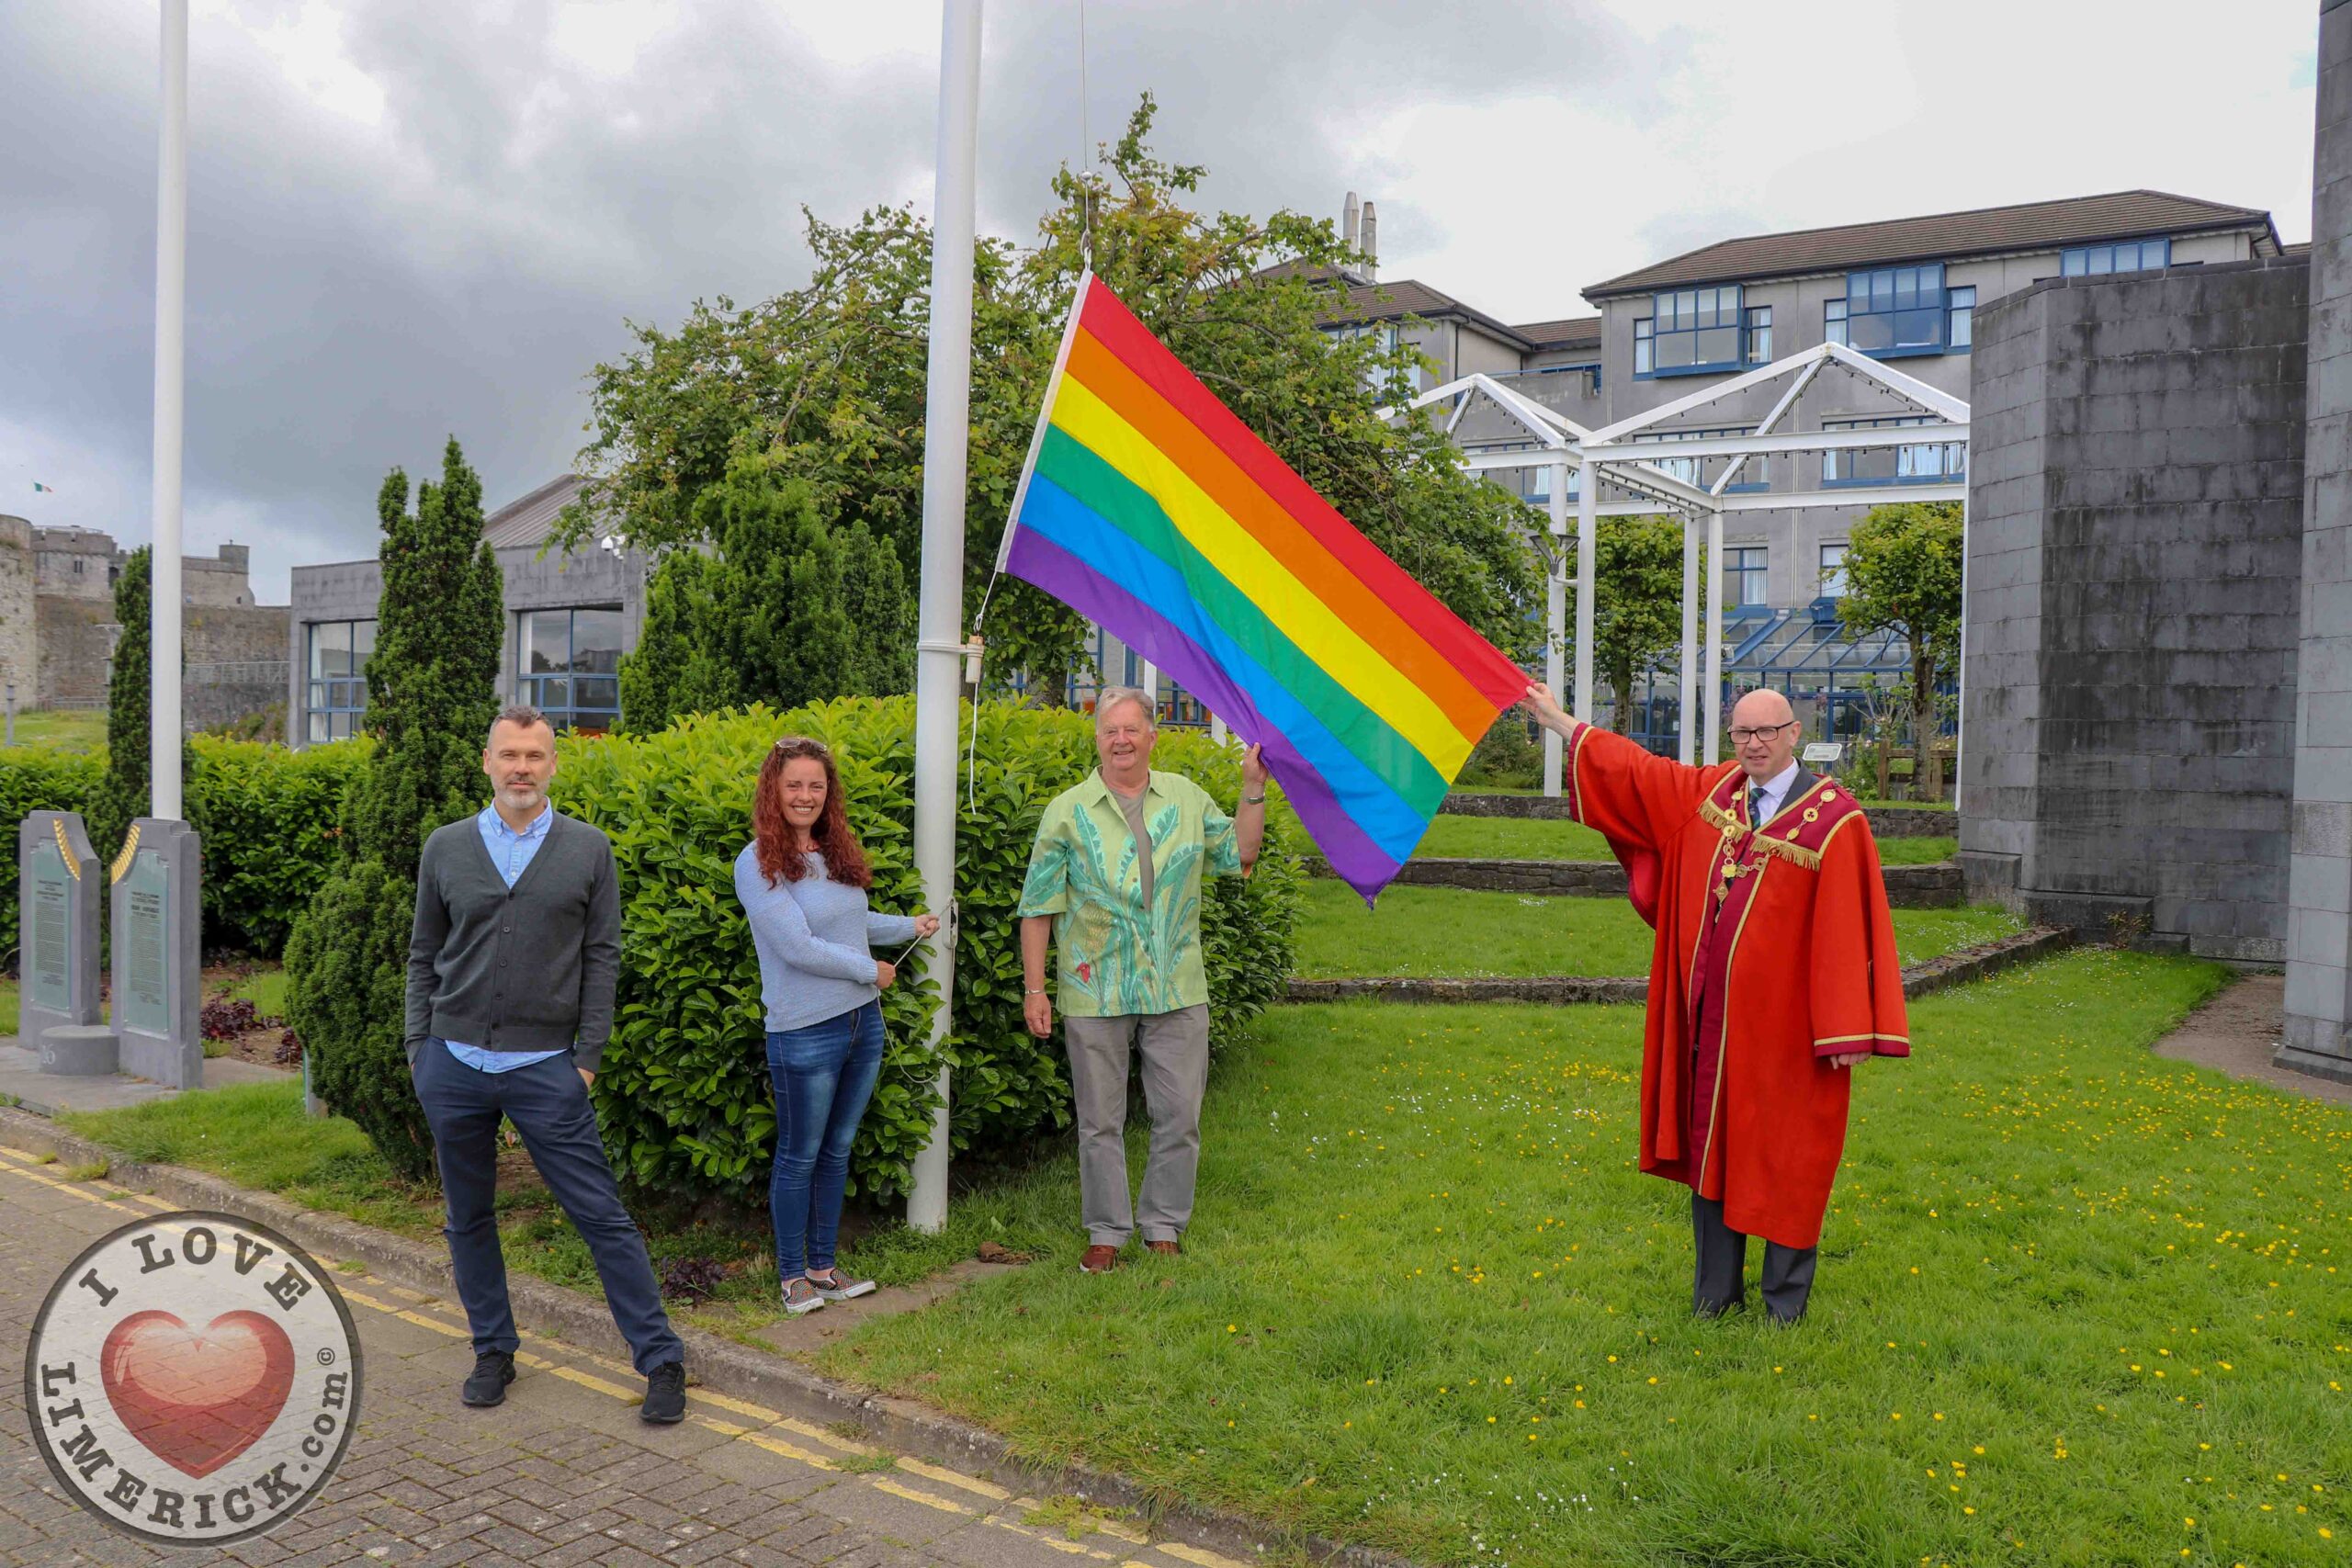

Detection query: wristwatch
xmin=1241 ymin=794 xmax=1267 ymax=805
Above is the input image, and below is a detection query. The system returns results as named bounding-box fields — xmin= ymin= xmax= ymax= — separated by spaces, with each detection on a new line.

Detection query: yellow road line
xmin=873 ymin=1478 xmax=974 ymax=1516
xmin=1159 ymin=1546 xmax=1251 ymax=1568
xmin=695 ymin=1387 xmax=786 ymax=1425
xmin=986 ymin=1517 xmax=1111 ymax=1559
xmin=547 ymin=1363 xmax=641 ymax=1402
xmin=741 ymin=1430 xmax=841 ymax=1472
xmin=0 ymin=1153 xmax=145 ymax=1213
xmin=895 ymin=1455 xmax=1011 ymax=1500
xmin=339 ymin=1286 xmax=469 ymax=1338
xmin=775 ymin=1415 xmax=875 ymax=1455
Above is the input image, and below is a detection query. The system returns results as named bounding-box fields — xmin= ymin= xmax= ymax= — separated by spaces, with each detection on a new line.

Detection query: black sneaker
xmin=641 ymin=1359 xmax=687 ymax=1425
xmin=461 ymin=1351 xmax=515 ymax=1408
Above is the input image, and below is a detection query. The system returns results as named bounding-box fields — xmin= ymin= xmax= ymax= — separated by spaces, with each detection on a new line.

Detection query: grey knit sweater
xmin=404 ymin=812 xmax=621 ymax=1070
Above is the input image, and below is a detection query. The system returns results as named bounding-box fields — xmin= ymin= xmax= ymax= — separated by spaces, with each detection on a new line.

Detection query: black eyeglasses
xmin=1727 ymin=722 xmax=1798 ymax=744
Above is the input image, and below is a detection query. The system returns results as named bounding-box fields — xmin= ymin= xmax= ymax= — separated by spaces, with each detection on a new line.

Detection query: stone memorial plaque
xmin=109 ymin=818 xmax=203 ymax=1089
xmin=28 ymin=839 xmax=74 ymax=1014
xmin=120 ymin=849 xmax=173 ymax=1038
xmin=17 ymin=811 xmax=101 ymax=1052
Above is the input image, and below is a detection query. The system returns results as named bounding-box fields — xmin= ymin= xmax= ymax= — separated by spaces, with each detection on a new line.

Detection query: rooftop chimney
xmin=1360 ymin=201 xmax=1378 ymax=282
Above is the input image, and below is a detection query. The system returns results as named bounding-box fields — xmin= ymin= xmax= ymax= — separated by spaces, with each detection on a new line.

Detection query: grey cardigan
xmin=404 ymin=811 xmax=621 ymax=1071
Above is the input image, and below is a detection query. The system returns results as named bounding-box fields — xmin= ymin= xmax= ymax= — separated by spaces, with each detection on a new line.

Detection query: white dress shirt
xmin=1747 ymin=760 xmax=1802 ymax=826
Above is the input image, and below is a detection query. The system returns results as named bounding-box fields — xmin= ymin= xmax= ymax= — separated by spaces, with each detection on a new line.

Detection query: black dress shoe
xmin=462 ymin=1351 xmax=516 ymax=1407
xmin=640 ymin=1360 xmax=686 ymax=1425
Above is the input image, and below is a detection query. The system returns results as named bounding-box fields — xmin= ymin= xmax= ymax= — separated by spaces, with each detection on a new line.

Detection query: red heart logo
xmin=99 ymin=1310 xmax=295 ymax=1479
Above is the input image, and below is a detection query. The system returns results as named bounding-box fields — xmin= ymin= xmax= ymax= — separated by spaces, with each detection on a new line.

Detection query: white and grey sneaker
xmin=806 ymin=1267 xmax=876 ymax=1302
xmin=781 ymin=1276 xmax=828 ymax=1315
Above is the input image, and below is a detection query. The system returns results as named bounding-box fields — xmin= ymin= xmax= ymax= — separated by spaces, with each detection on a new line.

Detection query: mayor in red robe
xmin=1520 ymin=684 xmax=1907 ymax=1322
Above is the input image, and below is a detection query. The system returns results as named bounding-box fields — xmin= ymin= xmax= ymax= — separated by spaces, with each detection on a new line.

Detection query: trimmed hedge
xmin=0 ymin=738 xmax=368 ymax=964
xmin=0 ymin=747 xmax=107 ymax=961
xmin=552 ymin=695 xmax=1303 ymax=1204
xmin=185 ymin=736 xmax=372 ymax=958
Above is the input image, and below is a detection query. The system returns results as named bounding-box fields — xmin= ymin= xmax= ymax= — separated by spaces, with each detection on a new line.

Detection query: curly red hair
xmin=752 ymin=737 xmax=873 ymax=889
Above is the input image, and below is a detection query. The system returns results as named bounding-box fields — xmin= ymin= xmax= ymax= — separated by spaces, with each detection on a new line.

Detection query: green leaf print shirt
xmin=1018 ymin=769 xmax=1243 ymax=1018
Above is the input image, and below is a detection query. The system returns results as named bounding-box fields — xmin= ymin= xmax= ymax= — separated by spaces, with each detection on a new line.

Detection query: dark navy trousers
xmin=412 ymin=1039 xmax=683 ymax=1374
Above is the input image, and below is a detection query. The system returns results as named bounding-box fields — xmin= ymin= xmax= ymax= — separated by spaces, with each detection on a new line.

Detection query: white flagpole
xmin=905 ymin=0 xmax=983 ymax=1235
xmin=151 ymin=0 xmax=188 ymax=819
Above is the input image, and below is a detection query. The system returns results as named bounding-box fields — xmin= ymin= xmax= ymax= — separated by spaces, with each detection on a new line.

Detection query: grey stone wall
xmin=0 ymin=518 xmax=37 ymax=708
xmin=36 ymin=597 xmax=113 ymax=707
xmin=1960 ymin=256 xmax=2309 ymax=961
xmin=2283 ymin=0 xmax=2352 ymax=1080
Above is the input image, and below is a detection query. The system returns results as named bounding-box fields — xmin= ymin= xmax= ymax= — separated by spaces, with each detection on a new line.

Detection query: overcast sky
xmin=1 ymin=1 xmax=2320 ymax=602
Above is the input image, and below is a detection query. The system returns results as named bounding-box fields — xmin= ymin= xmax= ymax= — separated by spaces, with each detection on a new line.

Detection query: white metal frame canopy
xmin=1385 ymin=341 xmax=1969 ymax=791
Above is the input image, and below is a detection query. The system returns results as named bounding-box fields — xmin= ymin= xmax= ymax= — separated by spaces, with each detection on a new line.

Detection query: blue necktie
xmin=1750 ymin=784 xmax=1767 ymax=824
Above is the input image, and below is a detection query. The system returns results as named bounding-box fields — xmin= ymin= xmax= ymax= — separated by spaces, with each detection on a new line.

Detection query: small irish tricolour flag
xmin=31 ymin=482 xmax=53 ymax=493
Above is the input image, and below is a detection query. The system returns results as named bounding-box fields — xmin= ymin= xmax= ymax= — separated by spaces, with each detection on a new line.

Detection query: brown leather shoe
xmin=1079 ymin=1245 xmax=1120 ymax=1274
xmin=1146 ymin=1239 xmax=1181 ymax=1258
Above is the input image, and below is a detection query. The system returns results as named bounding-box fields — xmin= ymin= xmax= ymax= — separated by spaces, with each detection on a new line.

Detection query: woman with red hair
xmin=733 ymin=737 xmax=938 ymax=1315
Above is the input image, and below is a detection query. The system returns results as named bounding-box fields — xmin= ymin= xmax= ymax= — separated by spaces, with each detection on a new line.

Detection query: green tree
xmin=1839 ymin=500 xmax=1963 ymax=794
xmin=565 ymin=96 xmax=1540 ymax=696
xmin=1564 ymin=515 xmax=1701 ymax=734
xmin=285 ymin=440 xmax=504 ymax=1179
xmin=616 ymin=457 xmax=912 ymax=733
xmin=87 ymin=547 xmax=154 ymax=858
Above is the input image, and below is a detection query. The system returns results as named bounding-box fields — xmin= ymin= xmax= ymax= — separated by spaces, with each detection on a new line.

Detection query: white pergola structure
xmin=1385 ymin=342 xmax=1969 ymax=794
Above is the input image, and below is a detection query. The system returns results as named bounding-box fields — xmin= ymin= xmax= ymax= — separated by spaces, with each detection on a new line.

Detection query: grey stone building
xmin=0 ymin=520 xmax=286 ymax=724
xmin=287 ymin=474 xmax=648 ymax=745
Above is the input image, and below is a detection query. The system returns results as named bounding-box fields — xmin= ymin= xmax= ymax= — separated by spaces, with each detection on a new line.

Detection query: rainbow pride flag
xmin=997 ymin=274 xmax=1531 ymax=902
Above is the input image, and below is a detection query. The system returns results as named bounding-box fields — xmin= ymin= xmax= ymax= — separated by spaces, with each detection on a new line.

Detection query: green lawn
xmin=1292 ymin=883 xmax=2020 ymax=978
xmin=7 ymin=709 xmax=106 ymax=751
xmin=818 ymin=954 xmax=2352 ymax=1567
xmin=1415 ymin=814 xmax=1954 ymax=866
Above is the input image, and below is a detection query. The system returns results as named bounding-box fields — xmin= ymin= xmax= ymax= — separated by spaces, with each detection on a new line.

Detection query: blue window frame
xmin=1832 ymin=264 xmax=1947 ymax=356
xmin=1725 ymin=547 xmax=1769 ymax=607
xmin=1639 ymin=286 xmax=1744 ymax=377
xmin=1745 ymin=305 xmax=1772 ymax=365
xmin=1948 ymin=287 xmax=1975 ymax=351
xmin=517 ymin=605 xmax=623 ymax=733
xmin=1819 ymin=543 xmax=1849 ymax=597
xmin=2062 ymin=237 xmax=2169 ymax=276
xmin=1821 ymin=416 xmax=1966 ymax=488
xmin=305 ymin=619 xmax=375 ymax=744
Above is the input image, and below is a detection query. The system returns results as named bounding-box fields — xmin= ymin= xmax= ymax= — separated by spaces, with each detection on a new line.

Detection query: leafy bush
xmin=1458 ymin=710 xmax=1543 ymax=791
xmin=0 ymin=746 xmax=107 ymax=962
xmin=186 ymin=736 xmax=370 ymax=958
xmin=552 ymin=695 xmax=1301 ymax=1206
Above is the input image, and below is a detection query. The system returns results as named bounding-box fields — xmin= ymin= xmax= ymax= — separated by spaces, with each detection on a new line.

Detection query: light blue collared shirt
xmin=444 ymin=802 xmax=569 ymax=1074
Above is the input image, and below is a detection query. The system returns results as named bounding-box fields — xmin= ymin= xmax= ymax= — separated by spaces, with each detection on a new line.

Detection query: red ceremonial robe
xmin=1560 ymin=721 xmax=1909 ymax=1249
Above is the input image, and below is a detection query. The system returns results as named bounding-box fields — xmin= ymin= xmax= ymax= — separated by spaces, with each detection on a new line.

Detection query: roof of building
xmin=2286 ymin=240 xmax=2313 ymax=257
xmin=1510 ymin=315 xmax=1602 ymax=353
xmin=1275 ymin=265 xmax=1540 ymax=353
xmin=1585 ymin=190 xmax=2280 ymax=299
xmin=482 ymin=473 xmax=600 ymax=550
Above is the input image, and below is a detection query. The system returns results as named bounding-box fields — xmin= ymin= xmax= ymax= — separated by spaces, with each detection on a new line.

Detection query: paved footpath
xmin=0 ymin=1142 xmax=1242 ymax=1568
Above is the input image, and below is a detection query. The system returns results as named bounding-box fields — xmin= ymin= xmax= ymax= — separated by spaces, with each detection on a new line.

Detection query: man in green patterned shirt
xmin=1020 ymin=685 xmax=1267 ymax=1273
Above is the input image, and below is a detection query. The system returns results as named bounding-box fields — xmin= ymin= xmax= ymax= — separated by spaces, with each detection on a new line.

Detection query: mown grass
xmin=1414 ymin=814 xmax=1954 ymax=865
xmin=1290 ymin=883 xmax=2020 ymax=978
xmin=7 ymin=709 xmax=106 ymax=751
xmin=816 ymin=953 xmax=2352 ymax=1567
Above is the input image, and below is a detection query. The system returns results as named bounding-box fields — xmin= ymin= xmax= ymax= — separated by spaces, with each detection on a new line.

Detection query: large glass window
xmin=1819 ymin=543 xmax=1849 ymax=597
xmin=1644 ymin=286 xmax=1744 ymax=376
xmin=1838 ymin=264 xmax=1946 ymax=355
xmin=1725 ymin=547 xmax=1770 ymax=607
xmin=1745 ymin=305 xmax=1773 ymax=365
xmin=305 ymin=619 xmax=375 ymax=743
xmin=1821 ymin=416 xmax=1966 ymax=487
xmin=518 ymin=605 xmax=623 ymax=733
xmin=2062 ymin=237 xmax=2170 ymax=276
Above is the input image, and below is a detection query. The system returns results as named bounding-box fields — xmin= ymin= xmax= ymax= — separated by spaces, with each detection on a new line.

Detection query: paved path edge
xmin=0 ymin=1102 xmax=1417 ymax=1568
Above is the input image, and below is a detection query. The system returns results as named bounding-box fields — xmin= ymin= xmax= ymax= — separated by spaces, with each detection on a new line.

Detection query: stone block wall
xmin=2283 ymin=0 xmax=2352 ymax=1080
xmin=1960 ymin=256 xmax=2309 ymax=961
xmin=36 ymin=597 xmax=114 ymax=707
xmin=0 ymin=517 xmax=37 ymax=707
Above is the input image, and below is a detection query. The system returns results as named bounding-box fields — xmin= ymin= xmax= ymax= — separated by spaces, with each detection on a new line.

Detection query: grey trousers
xmin=1691 ymin=1192 xmax=1818 ymax=1322
xmin=1064 ymin=1004 xmax=1211 ymax=1246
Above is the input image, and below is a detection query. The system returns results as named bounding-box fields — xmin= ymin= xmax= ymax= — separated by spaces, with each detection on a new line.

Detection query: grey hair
xmin=486 ymin=703 xmax=553 ymax=748
xmin=1093 ymin=686 xmax=1156 ymax=728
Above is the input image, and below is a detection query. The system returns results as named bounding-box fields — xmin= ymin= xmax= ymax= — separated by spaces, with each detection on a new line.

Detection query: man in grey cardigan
xmin=406 ymin=705 xmax=686 ymax=1423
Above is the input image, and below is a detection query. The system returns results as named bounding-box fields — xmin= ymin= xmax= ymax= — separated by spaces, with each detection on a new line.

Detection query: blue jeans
xmin=411 ymin=1040 xmax=684 ymax=1374
xmin=766 ymin=1001 xmax=886 ymax=1280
